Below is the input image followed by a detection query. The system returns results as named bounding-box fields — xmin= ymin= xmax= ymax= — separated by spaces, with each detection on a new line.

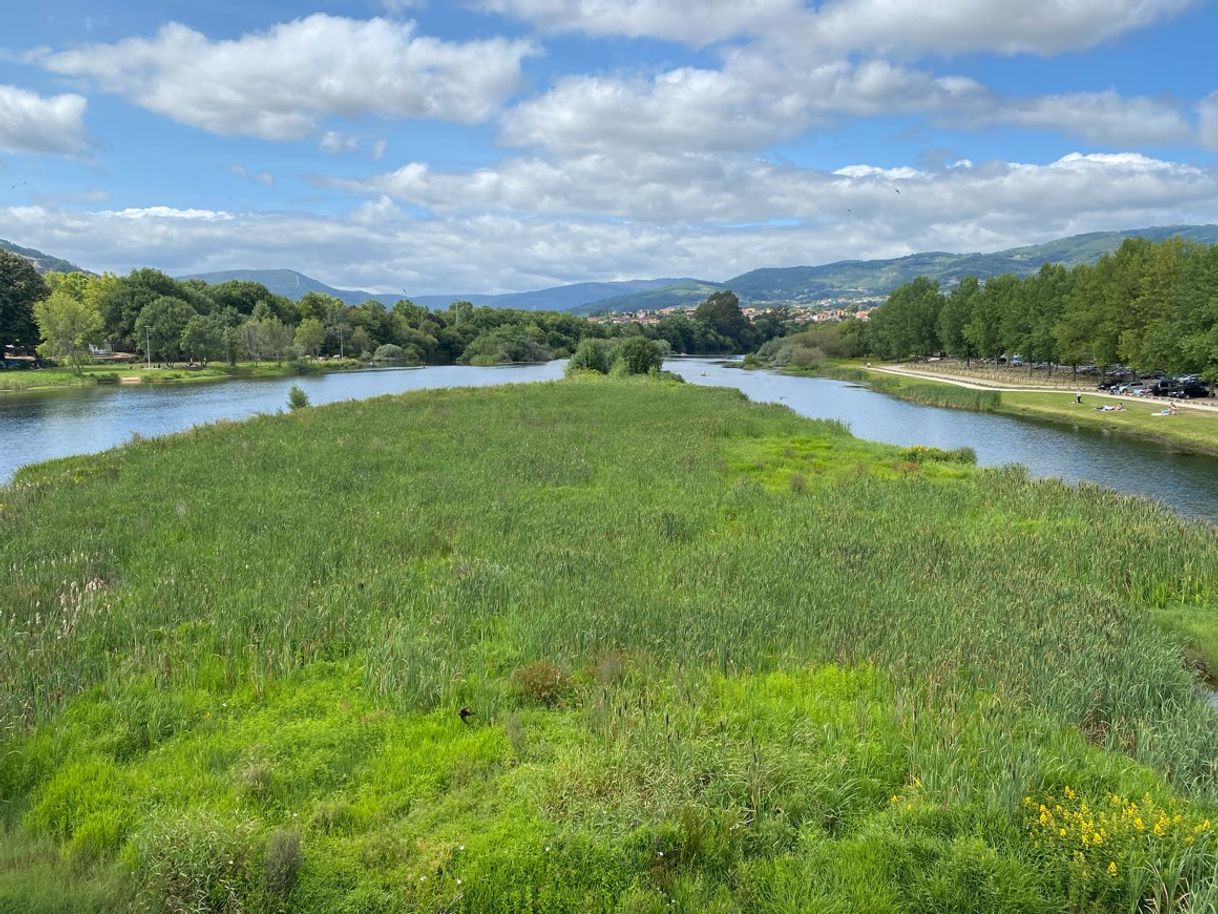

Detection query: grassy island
xmin=3 ymin=377 xmax=1218 ymax=912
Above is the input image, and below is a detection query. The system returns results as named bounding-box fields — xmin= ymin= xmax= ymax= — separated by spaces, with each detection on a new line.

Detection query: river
xmin=3 ymin=357 xmax=1218 ymax=523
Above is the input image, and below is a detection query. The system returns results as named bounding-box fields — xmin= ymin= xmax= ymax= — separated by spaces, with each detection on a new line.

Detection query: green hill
xmin=588 ymin=224 xmax=1218 ymax=311
xmin=3 ymin=377 xmax=1218 ymax=911
xmin=180 ymin=268 xmax=396 ymax=307
xmin=0 ymin=239 xmax=91 ymax=276
xmin=571 ymin=279 xmax=726 ymax=315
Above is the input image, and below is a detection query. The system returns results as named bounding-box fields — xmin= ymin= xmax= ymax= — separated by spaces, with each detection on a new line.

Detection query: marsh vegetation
xmin=3 ymin=377 xmax=1218 ymax=911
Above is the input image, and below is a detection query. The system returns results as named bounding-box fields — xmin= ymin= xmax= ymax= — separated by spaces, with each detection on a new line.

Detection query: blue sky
xmin=2 ymin=0 xmax=1217 ymax=294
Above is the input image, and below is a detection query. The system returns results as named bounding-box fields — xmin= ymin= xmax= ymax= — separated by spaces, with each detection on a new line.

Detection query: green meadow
xmin=4 ymin=376 xmax=1218 ymax=912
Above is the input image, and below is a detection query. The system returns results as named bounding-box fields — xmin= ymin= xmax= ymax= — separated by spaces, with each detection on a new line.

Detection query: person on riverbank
xmin=1074 ymin=391 xmax=1082 ymax=404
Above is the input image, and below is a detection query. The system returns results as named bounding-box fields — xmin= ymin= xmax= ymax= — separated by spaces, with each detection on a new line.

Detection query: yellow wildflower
xmin=1107 ymin=862 xmax=1117 ymax=877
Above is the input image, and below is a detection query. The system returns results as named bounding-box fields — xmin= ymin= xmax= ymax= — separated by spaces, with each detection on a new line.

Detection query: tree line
xmin=859 ymin=237 xmax=1218 ymax=378
xmin=1 ymin=252 xmax=793 ymax=373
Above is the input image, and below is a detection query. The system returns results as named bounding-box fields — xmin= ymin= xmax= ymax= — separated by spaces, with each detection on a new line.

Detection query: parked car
xmin=1166 ymin=382 xmax=1211 ymax=399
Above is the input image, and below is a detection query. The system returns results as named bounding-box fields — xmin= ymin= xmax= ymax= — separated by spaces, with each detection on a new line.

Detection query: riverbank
xmin=786 ymin=361 xmax=1218 ymax=456
xmin=0 ymin=358 xmax=366 ymax=394
xmin=4 ymin=376 xmax=1218 ymax=912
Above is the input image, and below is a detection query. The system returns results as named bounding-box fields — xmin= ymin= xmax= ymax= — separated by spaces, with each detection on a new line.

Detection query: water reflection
xmin=665 ymin=358 xmax=1218 ymax=524
xmin=0 ymin=363 xmax=565 ymax=483
xmin=4 ymin=358 xmax=1218 ymax=524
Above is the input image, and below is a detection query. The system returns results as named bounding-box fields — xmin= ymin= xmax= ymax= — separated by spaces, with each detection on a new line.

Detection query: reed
xmin=3 ymin=375 xmax=1218 ymax=911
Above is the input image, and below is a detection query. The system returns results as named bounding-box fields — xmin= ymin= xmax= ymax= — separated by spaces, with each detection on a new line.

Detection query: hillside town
xmin=590 ymin=300 xmax=877 ymax=326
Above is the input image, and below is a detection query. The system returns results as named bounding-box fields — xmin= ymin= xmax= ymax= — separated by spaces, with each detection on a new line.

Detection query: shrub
xmin=372 ymin=344 xmax=404 ymax=363
xmin=514 ymin=660 xmax=571 ymax=707
xmin=566 ymin=338 xmax=615 ymax=375
xmin=287 ymin=384 xmax=310 ymax=411
xmin=614 ymin=337 xmax=664 ymax=375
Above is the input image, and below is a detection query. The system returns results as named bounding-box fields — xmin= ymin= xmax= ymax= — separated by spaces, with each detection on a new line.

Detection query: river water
xmin=3 ymin=357 xmax=1218 ymax=523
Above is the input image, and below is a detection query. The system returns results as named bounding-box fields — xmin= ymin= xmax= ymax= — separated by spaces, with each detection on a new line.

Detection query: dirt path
xmin=868 ymin=365 xmax=1218 ymax=415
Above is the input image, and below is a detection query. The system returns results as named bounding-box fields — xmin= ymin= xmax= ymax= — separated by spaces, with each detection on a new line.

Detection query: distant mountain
xmin=180 ymin=269 xmax=397 ymax=307
xmin=105 ymin=222 xmax=1218 ymax=316
xmin=570 ymin=280 xmax=726 ymax=315
xmin=0 ymin=239 xmax=91 ymax=276
xmin=584 ymin=224 xmax=1218 ymax=312
xmin=410 ymin=278 xmax=698 ymax=312
xmin=181 ymin=270 xmax=695 ymax=312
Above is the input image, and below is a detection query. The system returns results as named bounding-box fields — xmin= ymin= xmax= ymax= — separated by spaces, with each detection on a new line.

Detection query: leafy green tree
xmin=693 ymin=290 xmax=750 ymax=349
xmin=461 ymin=326 xmax=552 ymax=365
xmin=871 ymin=277 xmax=944 ymax=359
xmin=349 ymin=326 xmax=374 ymax=359
xmin=98 ymin=269 xmax=188 ymax=350
xmin=180 ymin=314 xmax=229 ymax=364
xmin=208 ymin=281 xmax=296 ymax=324
xmin=262 ymin=317 xmax=295 ymax=364
xmin=940 ymin=277 xmax=980 ymax=363
xmin=615 ymin=336 xmax=664 ymax=374
xmin=294 ymin=317 xmax=326 ymax=357
xmin=134 ymin=295 xmax=197 ymax=365
xmin=0 ymin=251 xmax=48 ymax=352
xmin=392 ymin=299 xmax=428 ymax=328
xmin=34 ymin=290 xmax=103 ymax=373
xmin=964 ymin=277 xmax=1005 ymax=363
xmin=567 ymin=338 xmax=615 ymax=374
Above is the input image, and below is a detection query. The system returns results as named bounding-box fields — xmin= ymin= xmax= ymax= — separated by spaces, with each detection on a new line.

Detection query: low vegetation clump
xmin=565 ymin=336 xmax=668 ymax=377
xmin=3 ymin=376 xmax=1218 ymax=911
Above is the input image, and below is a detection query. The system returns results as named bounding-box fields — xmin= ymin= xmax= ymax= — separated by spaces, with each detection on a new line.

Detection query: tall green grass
xmin=3 ymin=375 xmax=1218 ymax=911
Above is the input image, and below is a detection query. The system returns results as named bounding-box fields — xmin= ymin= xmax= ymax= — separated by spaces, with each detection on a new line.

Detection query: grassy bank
xmin=3 ymin=377 xmax=1218 ymax=911
xmin=0 ymin=359 xmax=362 ymax=394
xmin=789 ymin=362 xmax=1218 ymax=455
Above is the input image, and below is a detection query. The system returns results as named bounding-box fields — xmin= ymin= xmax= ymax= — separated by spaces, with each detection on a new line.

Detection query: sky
xmin=1 ymin=0 xmax=1217 ymax=295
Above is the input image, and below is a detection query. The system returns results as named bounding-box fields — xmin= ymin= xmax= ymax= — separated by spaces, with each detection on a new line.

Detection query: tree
xmin=566 ymin=337 xmax=615 ymax=374
xmin=261 ymin=317 xmax=295 ymax=364
xmin=870 ymin=277 xmax=943 ymax=359
xmin=134 ymin=296 xmax=196 ymax=365
xmin=615 ymin=336 xmax=664 ymax=374
xmin=34 ymin=290 xmax=103 ymax=373
xmin=939 ymin=277 xmax=980 ymax=363
xmin=98 ymin=268 xmax=187 ymax=350
xmin=693 ymin=291 xmax=751 ymax=349
xmin=180 ymin=314 xmax=229 ymax=364
xmin=0 ymin=251 xmax=48 ymax=352
xmin=294 ymin=317 xmax=325 ymax=357
xmin=349 ymin=326 xmax=374 ymax=359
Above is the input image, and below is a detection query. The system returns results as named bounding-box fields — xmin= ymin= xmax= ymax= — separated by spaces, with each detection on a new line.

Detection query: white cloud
xmin=320 ymin=131 xmax=361 ymax=154
xmin=501 ymin=49 xmax=1179 ymax=154
xmin=0 ymin=84 xmax=89 ymax=155
xmin=8 ymin=150 xmax=1215 ymax=294
xmin=997 ymin=90 xmax=1190 ymax=146
xmin=229 ymin=165 xmax=274 ymax=187
xmin=479 ymin=0 xmax=1196 ymax=54
xmin=806 ymin=0 xmax=1198 ymax=55
xmin=379 ymin=0 xmax=426 ymax=12
xmin=371 ymin=139 xmax=389 ymax=161
xmin=38 ymin=15 xmax=537 ymax=140
xmin=477 ymin=0 xmax=804 ymax=45
xmin=333 ymin=148 xmax=1217 ymax=255
xmin=501 ymin=56 xmax=991 ymax=154
xmin=1199 ymin=91 xmax=1218 ymax=150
